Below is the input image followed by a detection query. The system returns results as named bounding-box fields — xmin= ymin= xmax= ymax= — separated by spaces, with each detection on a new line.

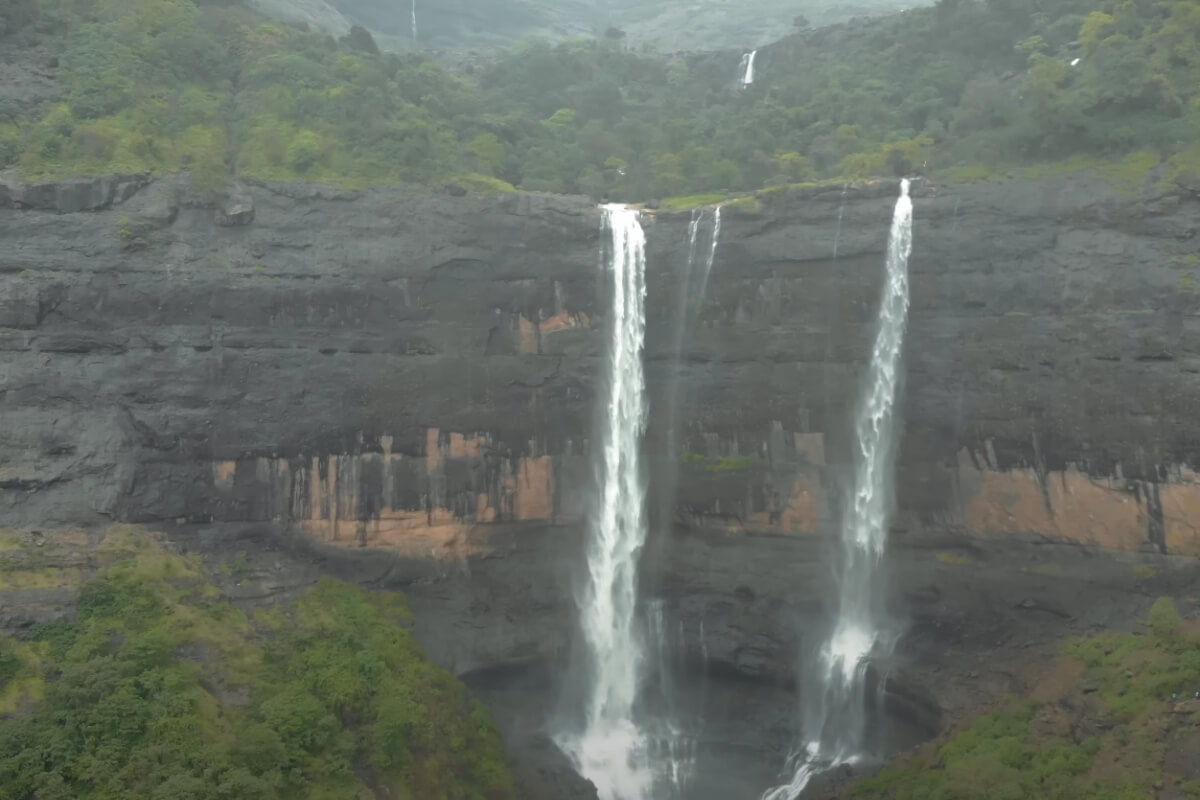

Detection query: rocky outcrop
xmin=0 ymin=171 xmax=149 ymax=212
xmin=2 ymin=171 xmax=1199 ymax=796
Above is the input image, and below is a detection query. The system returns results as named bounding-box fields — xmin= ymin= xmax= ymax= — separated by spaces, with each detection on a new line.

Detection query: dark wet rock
xmin=0 ymin=172 xmax=148 ymax=212
xmin=214 ymin=183 xmax=255 ymax=226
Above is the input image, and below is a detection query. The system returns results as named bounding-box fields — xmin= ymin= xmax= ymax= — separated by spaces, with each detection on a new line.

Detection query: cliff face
xmin=2 ymin=171 xmax=1200 ymax=794
xmin=6 ymin=174 xmax=1197 ymax=553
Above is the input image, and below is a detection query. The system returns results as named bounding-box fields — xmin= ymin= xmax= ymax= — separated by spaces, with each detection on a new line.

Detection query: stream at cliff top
xmin=762 ymin=179 xmax=914 ymax=800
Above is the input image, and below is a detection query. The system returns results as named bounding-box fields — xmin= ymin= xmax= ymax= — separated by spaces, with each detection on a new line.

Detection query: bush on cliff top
xmin=0 ymin=531 xmax=514 ymax=800
xmin=852 ymin=597 xmax=1200 ymax=800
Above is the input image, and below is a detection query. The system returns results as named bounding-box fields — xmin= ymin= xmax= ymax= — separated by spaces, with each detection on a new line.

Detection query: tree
xmin=1148 ymin=597 xmax=1182 ymax=640
xmin=286 ymin=130 xmax=324 ymax=172
xmin=520 ymin=147 xmax=568 ymax=192
xmin=774 ymin=152 xmax=815 ymax=182
xmin=342 ymin=25 xmax=379 ymax=56
xmin=468 ymin=133 xmax=505 ymax=176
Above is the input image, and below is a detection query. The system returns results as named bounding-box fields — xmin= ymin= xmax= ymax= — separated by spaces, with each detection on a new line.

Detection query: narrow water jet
xmin=660 ymin=206 xmax=722 ymax=486
xmin=822 ymin=185 xmax=850 ymax=417
xmin=558 ymin=204 xmax=654 ymax=800
xmin=763 ymin=179 xmax=914 ymax=800
xmin=739 ymin=50 xmax=758 ymax=87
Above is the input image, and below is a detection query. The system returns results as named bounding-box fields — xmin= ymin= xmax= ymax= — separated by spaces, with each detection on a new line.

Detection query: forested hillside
xmin=0 ymin=530 xmax=514 ymax=800
xmin=312 ymin=0 xmax=910 ymax=51
xmin=1 ymin=0 xmax=1198 ymax=201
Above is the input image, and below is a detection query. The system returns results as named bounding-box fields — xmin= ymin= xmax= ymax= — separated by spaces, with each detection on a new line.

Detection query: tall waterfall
xmin=560 ymin=204 xmax=654 ymax=800
xmin=411 ymin=0 xmax=418 ymax=43
xmin=739 ymin=50 xmax=758 ymax=87
xmin=763 ymin=179 xmax=914 ymax=800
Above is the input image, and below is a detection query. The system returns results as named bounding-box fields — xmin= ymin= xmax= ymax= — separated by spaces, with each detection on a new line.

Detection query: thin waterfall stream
xmin=739 ymin=50 xmax=758 ymax=87
xmin=647 ymin=205 xmax=723 ymax=799
xmin=763 ymin=179 xmax=914 ymax=800
xmin=661 ymin=206 xmax=723 ymax=499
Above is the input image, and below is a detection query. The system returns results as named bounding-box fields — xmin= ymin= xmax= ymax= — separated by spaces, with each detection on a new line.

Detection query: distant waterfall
xmin=559 ymin=204 xmax=654 ymax=800
xmin=411 ymin=0 xmax=418 ymax=43
xmin=739 ymin=50 xmax=758 ymax=87
xmin=763 ymin=179 xmax=914 ymax=800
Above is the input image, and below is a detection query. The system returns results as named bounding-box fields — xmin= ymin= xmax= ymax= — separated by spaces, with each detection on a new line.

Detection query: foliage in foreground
xmin=1 ymin=0 xmax=1200 ymax=199
xmin=0 ymin=531 xmax=514 ymax=800
xmin=852 ymin=597 xmax=1200 ymax=800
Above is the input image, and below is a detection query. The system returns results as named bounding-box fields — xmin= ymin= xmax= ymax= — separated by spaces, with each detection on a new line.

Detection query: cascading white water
xmin=411 ymin=0 xmax=418 ymax=43
xmin=694 ymin=207 xmax=722 ymax=308
xmin=739 ymin=50 xmax=758 ymax=87
xmin=559 ymin=204 xmax=654 ymax=800
xmin=762 ymin=179 xmax=914 ymax=800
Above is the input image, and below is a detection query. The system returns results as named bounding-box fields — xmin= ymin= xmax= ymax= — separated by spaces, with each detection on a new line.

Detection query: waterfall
xmin=831 ymin=184 xmax=849 ymax=263
xmin=559 ymin=204 xmax=654 ymax=800
xmin=411 ymin=0 xmax=418 ymax=43
xmin=642 ymin=209 xmax=721 ymax=799
xmin=661 ymin=206 xmax=722 ymax=478
xmin=645 ymin=601 xmax=698 ymax=797
xmin=762 ymin=179 xmax=914 ymax=800
xmin=739 ymin=50 xmax=758 ymax=87
xmin=695 ymin=206 xmax=722 ymax=308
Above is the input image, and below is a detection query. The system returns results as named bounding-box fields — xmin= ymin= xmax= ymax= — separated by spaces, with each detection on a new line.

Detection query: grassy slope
xmin=851 ymin=599 xmax=1200 ymax=800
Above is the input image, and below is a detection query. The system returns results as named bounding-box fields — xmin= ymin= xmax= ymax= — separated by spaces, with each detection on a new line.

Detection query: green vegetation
xmin=935 ymin=552 xmax=974 ymax=566
xmin=681 ymin=453 xmax=759 ymax=472
xmin=708 ymin=456 xmax=757 ymax=472
xmin=3 ymin=0 xmax=1199 ymax=197
xmin=660 ymin=193 xmax=730 ymax=211
xmin=853 ymin=597 xmax=1200 ymax=800
xmin=0 ymin=531 xmax=514 ymax=800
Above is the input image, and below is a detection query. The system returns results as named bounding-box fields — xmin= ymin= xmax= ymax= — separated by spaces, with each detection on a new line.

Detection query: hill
xmin=1 ymin=0 xmax=1198 ymax=201
xmin=843 ymin=598 xmax=1200 ymax=800
xmin=0 ymin=528 xmax=515 ymax=800
xmin=250 ymin=0 xmax=913 ymax=52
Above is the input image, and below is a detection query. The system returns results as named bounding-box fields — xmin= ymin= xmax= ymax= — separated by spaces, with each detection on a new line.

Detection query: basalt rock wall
xmin=3 ymin=174 xmax=1200 ymax=561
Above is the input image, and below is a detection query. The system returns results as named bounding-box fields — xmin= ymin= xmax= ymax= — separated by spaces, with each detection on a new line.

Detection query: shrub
xmin=0 ymin=545 xmax=515 ymax=800
xmin=1148 ymin=597 xmax=1183 ymax=641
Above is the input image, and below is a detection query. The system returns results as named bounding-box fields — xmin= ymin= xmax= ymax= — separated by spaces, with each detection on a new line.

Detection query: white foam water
xmin=740 ymin=50 xmax=758 ymax=87
xmin=762 ymin=179 xmax=914 ymax=800
xmin=559 ymin=205 xmax=654 ymax=800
